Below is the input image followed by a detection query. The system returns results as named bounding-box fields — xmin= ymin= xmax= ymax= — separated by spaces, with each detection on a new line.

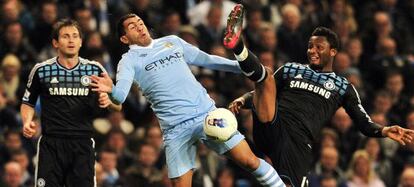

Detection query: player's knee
xmin=241 ymin=155 xmax=260 ymax=170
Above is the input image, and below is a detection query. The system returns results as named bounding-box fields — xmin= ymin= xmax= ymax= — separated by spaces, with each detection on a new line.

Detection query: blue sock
xmin=252 ymin=159 xmax=285 ymax=187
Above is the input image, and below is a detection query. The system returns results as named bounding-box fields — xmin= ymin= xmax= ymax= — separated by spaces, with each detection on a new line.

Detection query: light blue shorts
xmin=163 ymin=113 xmax=245 ymax=178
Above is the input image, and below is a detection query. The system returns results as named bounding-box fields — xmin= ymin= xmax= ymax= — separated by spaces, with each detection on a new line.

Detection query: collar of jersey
xmin=305 ymin=64 xmax=336 ymax=75
xmin=56 ymin=57 xmax=81 ymax=72
xmin=129 ymin=39 xmax=154 ymax=49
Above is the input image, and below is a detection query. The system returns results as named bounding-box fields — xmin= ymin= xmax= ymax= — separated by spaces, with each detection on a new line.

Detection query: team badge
xmin=37 ymin=178 xmax=46 ymax=187
xmin=164 ymin=42 xmax=173 ymax=48
xmin=323 ymin=80 xmax=335 ymax=90
xmin=81 ymin=75 xmax=91 ymax=86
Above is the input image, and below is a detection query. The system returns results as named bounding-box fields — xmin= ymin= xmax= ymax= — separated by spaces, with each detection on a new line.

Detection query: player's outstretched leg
xmin=223 ymin=4 xmax=267 ymax=83
xmin=226 ymin=140 xmax=285 ymax=187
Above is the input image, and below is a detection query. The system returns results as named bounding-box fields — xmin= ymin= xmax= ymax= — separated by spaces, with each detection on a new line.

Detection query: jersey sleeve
xmin=22 ymin=67 xmax=41 ymax=107
xmin=342 ymin=84 xmax=384 ymax=137
xmin=111 ymin=56 xmax=135 ymax=104
xmin=176 ymin=36 xmax=241 ymax=73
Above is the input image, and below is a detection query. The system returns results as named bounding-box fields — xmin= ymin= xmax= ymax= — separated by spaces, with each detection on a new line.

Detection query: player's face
xmin=307 ymin=36 xmax=337 ymax=71
xmin=120 ymin=16 xmax=152 ymax=46
xmin=53 ymin=26 xmax=82 ymax=58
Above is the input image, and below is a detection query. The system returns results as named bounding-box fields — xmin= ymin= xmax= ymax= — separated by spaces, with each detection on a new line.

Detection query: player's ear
xmin=120 ymin=36 xmax=129 ymax=45
xmin=330 ymin=48 xmax=337 ymax=57
xmin=52 ymin=39 xmax=59 ymax=48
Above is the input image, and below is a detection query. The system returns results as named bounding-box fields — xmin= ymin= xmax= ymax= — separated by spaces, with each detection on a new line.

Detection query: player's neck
xmin=321 ymin=66 xmax=333 ymax=72
xmin=57 ymin=54 xmax=79 ymax=69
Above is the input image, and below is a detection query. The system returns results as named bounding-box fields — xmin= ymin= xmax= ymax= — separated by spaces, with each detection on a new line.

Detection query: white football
xmin=203 ymin=108 xmax=238 ymax=142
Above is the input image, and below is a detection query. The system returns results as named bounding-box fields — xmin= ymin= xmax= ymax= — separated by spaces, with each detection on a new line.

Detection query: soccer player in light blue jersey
xmin=90 ymin=14 xmax=285 ymax=187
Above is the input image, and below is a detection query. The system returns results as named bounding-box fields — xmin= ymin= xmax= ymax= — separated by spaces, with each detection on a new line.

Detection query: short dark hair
xmin=51 ymin=19 xmax=83 ymax=41
xmin=311 ymin=27 xmax=340 ymax=50
xmin=117 ymin=13 xmax=138 ymax=40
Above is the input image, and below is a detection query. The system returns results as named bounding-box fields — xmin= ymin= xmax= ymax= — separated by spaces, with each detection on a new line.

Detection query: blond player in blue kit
xmin=90 ymin=14 xmax=285 ymax=187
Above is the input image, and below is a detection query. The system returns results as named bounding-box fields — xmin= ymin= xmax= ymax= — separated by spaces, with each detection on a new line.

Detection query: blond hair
xmin=1 ymin=54 xmax=21 ymax=70
xmin=347 ymin=150 xmax=377 ymax=183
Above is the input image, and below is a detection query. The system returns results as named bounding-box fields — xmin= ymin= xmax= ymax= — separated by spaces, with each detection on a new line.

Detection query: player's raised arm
xmin=176 ymin=36 xmax=241 ymax=73
xmin=342 ymin=84 xmax=414 ymax=145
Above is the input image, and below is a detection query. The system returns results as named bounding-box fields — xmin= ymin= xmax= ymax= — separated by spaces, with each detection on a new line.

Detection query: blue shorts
xmin=163 ymin=113 xmax=245 ymax=178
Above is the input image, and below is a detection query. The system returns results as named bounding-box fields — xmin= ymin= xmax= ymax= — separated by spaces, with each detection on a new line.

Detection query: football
xmin=203 ymin=108 xmax=238 ymax=142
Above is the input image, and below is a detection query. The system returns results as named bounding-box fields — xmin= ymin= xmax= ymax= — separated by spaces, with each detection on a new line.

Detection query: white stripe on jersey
xmin=273 ymin=65 xmax=284 ymax=76
xmin=79 ymin=57 xmax=108 ymax=74
xmin=27 ymin=57 xmax=56 ymax=88
xmin=351 ymin=84 xmax=373 ymax=123
xmin=34 ymin=136 xmax=43 ymax=187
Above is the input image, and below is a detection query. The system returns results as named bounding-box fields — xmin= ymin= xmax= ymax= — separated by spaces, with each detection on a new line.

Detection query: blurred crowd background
xmin=0 ymin=0 xmax=413 ymax=186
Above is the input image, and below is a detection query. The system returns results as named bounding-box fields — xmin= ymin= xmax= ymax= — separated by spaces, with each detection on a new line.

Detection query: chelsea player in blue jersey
xmin=224 ymin=4 xmax=414 ymax=187
xmin=90 ymin=14 xmax=285 ymax=187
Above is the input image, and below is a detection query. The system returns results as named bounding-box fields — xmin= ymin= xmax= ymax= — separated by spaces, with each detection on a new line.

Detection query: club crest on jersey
xmin=164 ymin=42 xmax=173 ymax=48
xmin=37 ymin=178 xmax=46 ymax=187
xmin=81 ymin=75 xmax=91 ymax=86
xmin=323 ymin=80 xmax=336 ymax=91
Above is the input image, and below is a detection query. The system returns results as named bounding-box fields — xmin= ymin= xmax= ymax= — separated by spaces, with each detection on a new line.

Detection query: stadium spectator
xmin=346 ymin=150 xmax=386 ymax=187
xmin=0 ymin=54 xmax=24 ymax=108
xmin=242 ymin=7 xmax=265 ymax=49
xmin=1 ymin=0 xmax=34 ymax=32
xmin=195 ymin=4 xmax=225 ymax=52
xmin=144 ymin=125 xmax=165 ymax=170
xmin=277 ymin=3 xmax=308 ymax=63
xmin=30 ymin=0 xmax=58 ymax=52
xmin=0 ymin=22 xmax=37 ymax=80
xmin=333 ymin=52 xmax=352 ymax=76
xmin=124 ymin=143 xmax=163 ymax=187
xmin=187 ymin=0 xmax=237 ymax=29
xmin=258 ymin=26 xmax=289 ymax=66
xmin=0 ymin=129 xmax=23 ymax=168
xmin=98 ymin=148 xmax=122 ymax=186
xmin=10 ymin=149 xmax=33 ymax=187
xmin=103 ymin=128 xmax=134 ymax=174
xmin=361 ymin=137 xmax=394 ymax=186
xmin=0 ymin=161 xmax=24 ymax=187
xmin=309 ymin=146 xmax=347 ymax=187
xmin=158 ymin=10 xmax=182 ymax=37
xmin=399 ymin=167 xmax=414 ymax=187
xmin=214 ymin=167 xmax=236 ymax=187
xmin=0 ymin=85 xmax=19 ymax=132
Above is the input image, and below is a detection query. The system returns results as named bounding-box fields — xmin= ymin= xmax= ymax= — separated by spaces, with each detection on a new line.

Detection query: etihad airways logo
xmin=145 ymin=52 xmax=183 ymax=71
xmin=290 ymin=80 xmax=331 ymax=99
xmin=48 ymin=87 xmax=89 ymax=96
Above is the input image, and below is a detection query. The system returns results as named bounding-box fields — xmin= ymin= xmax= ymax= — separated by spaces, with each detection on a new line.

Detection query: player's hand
xmin=90 ymin=73 xmax=113 ymax=93
xmin=22 ymin=121 xmax=37 ymax=138
xmin=98 ymin=92 xmax=111 ymax=108
xmin=228 ymin=97 xmax=245 ymax=114
xmin=382 ymin=125 xmax=414 ymax=145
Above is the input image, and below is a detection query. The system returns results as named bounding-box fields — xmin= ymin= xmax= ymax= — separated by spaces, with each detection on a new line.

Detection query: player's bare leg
xmin=225 ymin=139 xmax=285 ymax=187
xmin=170 ymin=170 xmax=193 ymax=187
xmin=253 ymin=68 xmax=276 ymax=122
xmin=225 ymin=140 xmax=260 ymax=169
xmin=224 ymin=4 xmax=277 ymax=123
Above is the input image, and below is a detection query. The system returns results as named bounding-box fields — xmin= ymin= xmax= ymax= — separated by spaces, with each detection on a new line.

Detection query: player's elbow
xmin=256 ymin=112 xmax=275 ymax=124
